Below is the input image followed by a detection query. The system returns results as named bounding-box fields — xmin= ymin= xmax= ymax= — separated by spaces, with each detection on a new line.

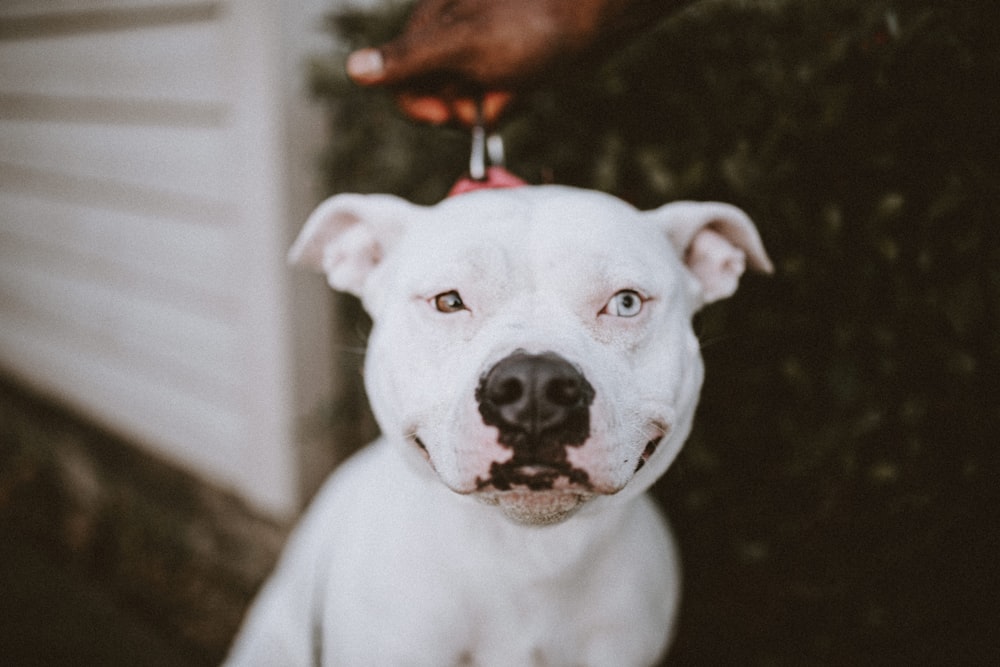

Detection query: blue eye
xmin=605 ymin=290 xmax=644 ymax=317
xmin=433 ymin=290 xmax=466 ymax=313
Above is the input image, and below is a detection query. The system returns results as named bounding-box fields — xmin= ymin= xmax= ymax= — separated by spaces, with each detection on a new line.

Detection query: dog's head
xmin=291 ymin=186 xmax=771 ymax=525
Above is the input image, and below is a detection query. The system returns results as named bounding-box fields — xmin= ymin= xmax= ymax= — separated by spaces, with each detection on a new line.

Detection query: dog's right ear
xmin=288 ymin=194 xmax=418 ymax=297
xmin=647 ymin=201 xmax=773 ymax=307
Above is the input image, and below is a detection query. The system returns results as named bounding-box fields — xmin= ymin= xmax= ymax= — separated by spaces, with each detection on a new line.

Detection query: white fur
xmin=227 ymin=186 xmax=771 ymax=666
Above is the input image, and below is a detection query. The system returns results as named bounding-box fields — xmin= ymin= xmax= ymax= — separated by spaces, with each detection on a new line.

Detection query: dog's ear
xmin=288 ymin=194 xmax=418 ymax=297
xmin=647 ymin=201 xmax=773 ymax=305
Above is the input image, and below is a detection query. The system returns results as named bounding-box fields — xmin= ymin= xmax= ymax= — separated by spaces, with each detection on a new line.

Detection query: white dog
xmin=226 ymin=186 xmax=771 ymax=666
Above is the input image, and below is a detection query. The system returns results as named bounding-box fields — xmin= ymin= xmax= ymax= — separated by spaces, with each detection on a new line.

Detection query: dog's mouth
xmin=410 ymin=432 xmax=594 ymax=525
xmin=475 ymin=458 xmax=591 ymax=492
xmin=634 ymin=435 xmax=664 ymax=472
xmin=410 ymin=425 xmax=668 ymax=515
xmin=474 ymin=432 xmax=664 ymax=501
xmin=411 ymin=435 xmax=431 ymax=460
xmin=474 ymin=461 xmax=594 ymax=526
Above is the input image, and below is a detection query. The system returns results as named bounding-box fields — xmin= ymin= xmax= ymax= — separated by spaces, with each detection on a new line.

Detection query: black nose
xmin=476 ymin=352 xmax=595 ymax=450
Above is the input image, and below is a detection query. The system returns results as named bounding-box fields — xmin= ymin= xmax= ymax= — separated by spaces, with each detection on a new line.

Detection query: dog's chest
xmin=318 ymin=583 xmax=610 ymax=667
xmin=310 ymin=443 xmax=669 ymax=666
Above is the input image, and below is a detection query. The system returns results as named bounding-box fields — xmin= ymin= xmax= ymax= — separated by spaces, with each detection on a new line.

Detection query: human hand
xmin=345 ymin=0 xmax=617 ymax=126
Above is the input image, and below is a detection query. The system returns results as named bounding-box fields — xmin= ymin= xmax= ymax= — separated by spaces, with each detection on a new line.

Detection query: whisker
xmin=330 ymin=344 xmax=368 ymax=357
xmin=699 ymin=332 xmax=739 ymax=351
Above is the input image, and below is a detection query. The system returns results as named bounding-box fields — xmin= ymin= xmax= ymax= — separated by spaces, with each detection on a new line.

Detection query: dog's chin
xmin=475 ymin=489 xmax=593 ymax=526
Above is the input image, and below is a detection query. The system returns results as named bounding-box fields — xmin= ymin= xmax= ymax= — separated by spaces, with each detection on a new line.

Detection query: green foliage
xmin=310 ymin=2 xmax=469 ymax=203
xmin=310 ymin=1 xmax=999 ymax=663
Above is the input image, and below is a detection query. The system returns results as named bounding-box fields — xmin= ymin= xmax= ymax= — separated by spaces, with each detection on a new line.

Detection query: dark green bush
xmin=311 ymin=2 xmax=999 ymax=663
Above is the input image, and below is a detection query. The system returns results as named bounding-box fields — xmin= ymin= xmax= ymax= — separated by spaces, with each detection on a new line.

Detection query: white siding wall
xmin=0 ymin=0 xmax=337 ymax=518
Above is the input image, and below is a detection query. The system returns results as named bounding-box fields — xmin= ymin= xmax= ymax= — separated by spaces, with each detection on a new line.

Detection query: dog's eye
xmin=604 ymin=290 xmax=644 ymax=317
xmin=433 ymin=290 xmax=466 ymax=313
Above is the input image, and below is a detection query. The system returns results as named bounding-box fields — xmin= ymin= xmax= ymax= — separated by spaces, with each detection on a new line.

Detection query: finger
xmin=396 ymin=90 xmax=512 ymax=128
xmin=376 ymin=30 xmax=475 ymax=87
xmin=482 ymin=91 xmax=514 ymax=125
xmin=395 ymin=93 xmax=454 ymax=125
xmin=450 ymin=91 xmax=513 ymax=127
xmin=346 ymin=48 xmax=387 ymax=85
xmin=370 ymin=0 xmax=484 ymax=84
xmin=452 ymin=98 xmax=479 ymax=127
xmin=348 ymin=39 xmax=465 ymax=88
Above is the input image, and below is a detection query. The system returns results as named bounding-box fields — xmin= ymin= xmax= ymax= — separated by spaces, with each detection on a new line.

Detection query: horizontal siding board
xmin=0 ymin=315 xmax=247 ymax=489
xmin=0 ymin=2 xmax=219 ymax=36
xmin=0 ymin=92 xmax=226 ymax=127
xmin=0 ymin=192 xmax=235 ymax=315
xmin=0 ymin=1 xmax=216 ymax=20
xmin=0 ymin=15 xmax=224 ymax=104
xmin=0 ymin=253 xmax=240 ymax=404
xmin=0 ymin=161 xmax=235 ymax=225
xmin=0 ymin=119 xmax=228 ymax=202
xmin=0 ymin=303 xmax=240 ymax=432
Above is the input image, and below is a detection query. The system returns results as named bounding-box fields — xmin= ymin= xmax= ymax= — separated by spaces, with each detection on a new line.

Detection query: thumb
xmin=346 ymin=48 xmax=388 ymax=85
xmin=346 ymin=0 xmax=479 ymax=86
xmin=348 ymin=26 xmax=470 ymax=87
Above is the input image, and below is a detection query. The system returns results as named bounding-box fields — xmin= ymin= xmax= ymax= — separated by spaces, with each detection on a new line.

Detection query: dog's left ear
xmin=288 ymin=193 xmax=419 ymax=298
xmin=647 ymin=201 xmax=774 ymax=305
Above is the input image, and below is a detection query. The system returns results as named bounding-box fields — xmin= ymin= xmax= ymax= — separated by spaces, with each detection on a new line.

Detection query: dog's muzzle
xmin=475 ymin=351 xmax=595 ymax=491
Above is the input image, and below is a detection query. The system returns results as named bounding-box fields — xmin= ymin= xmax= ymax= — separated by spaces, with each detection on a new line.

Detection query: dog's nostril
xmin=490 ymin=377 xmax=524 ymax=405
xmin=545 ymin=378 xmax=582 ymax=407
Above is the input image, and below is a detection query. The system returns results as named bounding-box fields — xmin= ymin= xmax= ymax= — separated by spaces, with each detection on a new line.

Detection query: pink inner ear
xmin=686 ymin=228 xmax=748 ymax=303
xmin=321 ymin=223 xmax=384 ymax=296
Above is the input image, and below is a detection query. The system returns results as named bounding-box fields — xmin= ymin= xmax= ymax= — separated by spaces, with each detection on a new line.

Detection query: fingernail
xmin=346 ymin=49 xmax=384 ymax=82
xmin=482 ymin=92 xmax=513 ymax=123
xmin=401 ymin=96 xmax=452 ymax=125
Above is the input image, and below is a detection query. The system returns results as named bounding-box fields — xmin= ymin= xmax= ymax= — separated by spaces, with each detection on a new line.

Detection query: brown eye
xmin=433 ymin=290 xmax=466 ymax=313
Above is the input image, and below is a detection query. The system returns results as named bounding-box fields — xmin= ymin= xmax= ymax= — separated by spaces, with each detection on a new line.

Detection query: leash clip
xmin=469 ymin=101 xmax=505 ymax=181
xmin=448 ymin=99 xmax=525 ymax=197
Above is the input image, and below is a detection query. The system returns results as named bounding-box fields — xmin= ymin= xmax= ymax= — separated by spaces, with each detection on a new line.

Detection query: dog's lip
xmin=478 ymin=486 xmax=590 ymax=497
xmin=475 ymin=488 xmax=594 ymax=525
xmin=410 ymin=434 xmax=432 ymax=462
xmin=475 ymin=456 xmax=592 ymax=493
xmin=634 ymin=435 xmax=664 ymax=472
xmin=477 ymin=488 xmax=593 ymax=504
xmin=630 ymin=419 xmax=671 ymax=471
xmin=510 ymin=463 xmax=563 ymax=476
xmin=474 ymin=472 xmax=589 ymax=493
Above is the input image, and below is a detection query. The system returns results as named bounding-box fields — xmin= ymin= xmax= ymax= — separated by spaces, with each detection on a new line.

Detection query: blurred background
xmin=1 ymin=0 xmax=997 ymax=665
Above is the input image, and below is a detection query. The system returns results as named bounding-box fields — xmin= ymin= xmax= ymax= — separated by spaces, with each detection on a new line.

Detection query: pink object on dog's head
xmin=448 ymin=166 xmax=527 ymax=197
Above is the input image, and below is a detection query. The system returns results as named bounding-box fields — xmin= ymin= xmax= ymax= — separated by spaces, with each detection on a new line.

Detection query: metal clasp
xmin=469 ymin=101 xmax=505 ymax=181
